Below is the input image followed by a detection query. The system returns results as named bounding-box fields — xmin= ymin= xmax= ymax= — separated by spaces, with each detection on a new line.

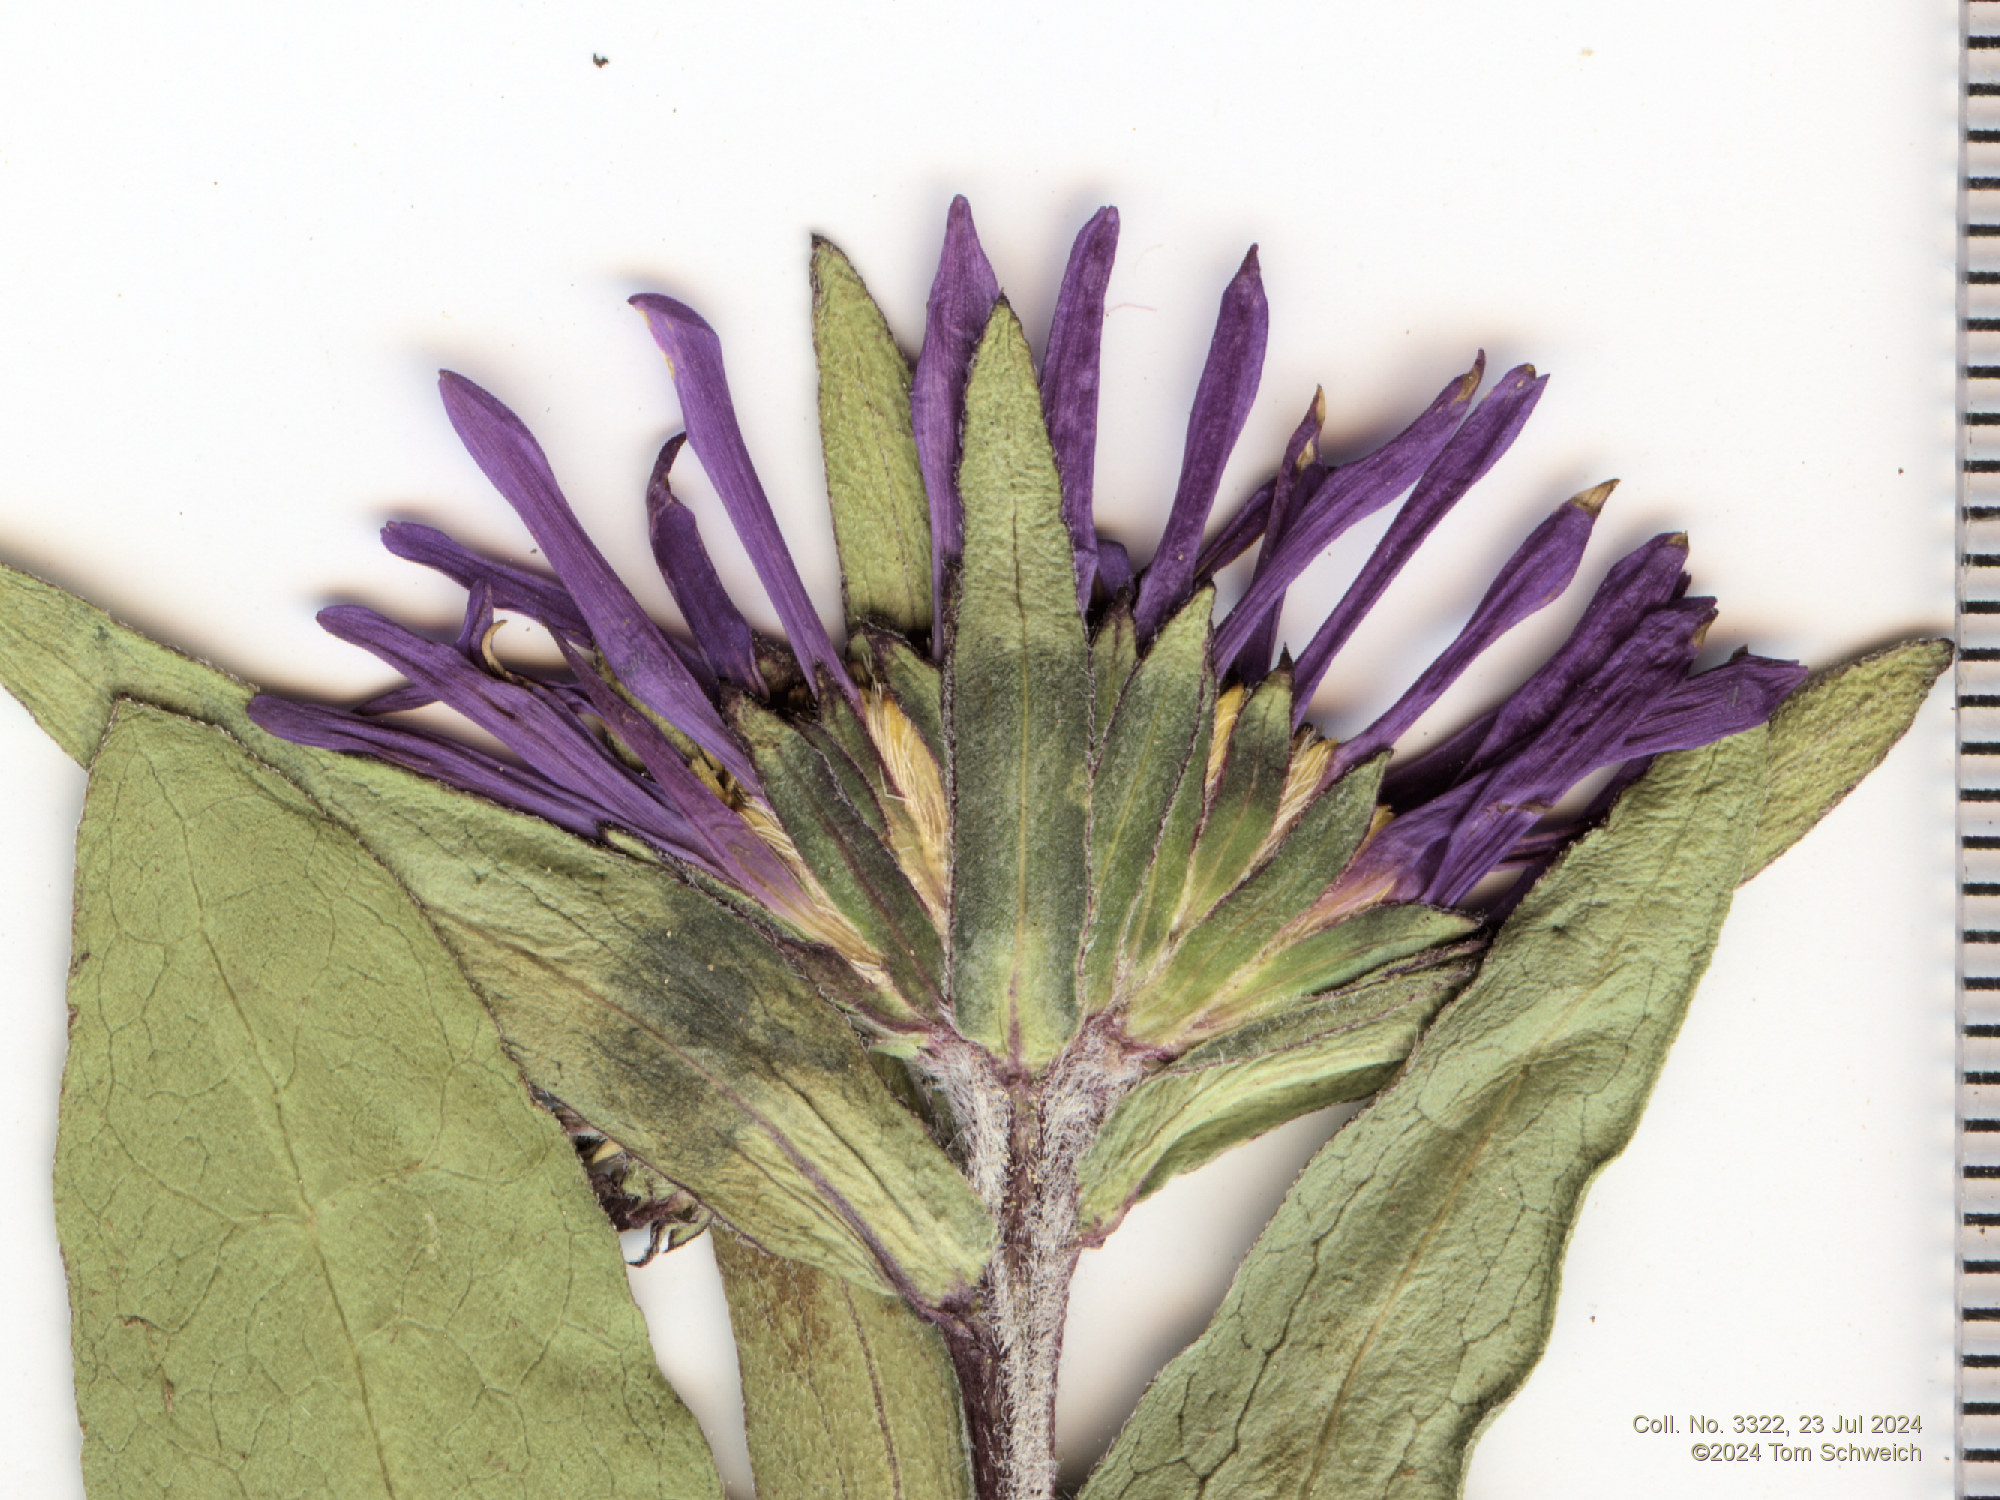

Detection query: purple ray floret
xmin=316 ymin=603 xmax=758 ymax=878
xmin=1609 ymin=651 xmax=1808 ymax=759
xmin=552 ymin=635 xmax=806 ymax=907
xmin=646 ymin=434 xmax=765 ymax=694
xmin=909 ymin=195 xmax=1001 ymax=644
xmin=1211 ymin=357 xmax=1484 ymax=669
xmin=1134 ymin=247 xmax=1269 ymax=639
xmin=437 ymin=373 xmax=755 ymax=786
xmin=1223 ymin=389 xmax=1325 ymax=683
xmin=355 ymin=578 xmax=498 ymax=715
xmin=1325 ymin=484 xmax=1606 ymax=779
xmin=248 ymin=694 xmax=611 ymax=839
xmin=381 ymin=521 xmax=591 ymax=638
xmin=1194 ymin=477 xmax=1274 ymax=579
xmin=1040 ymin=206 xmax=1119 ymax=609
xmin=1337 ymin=595 xmax=1720 ymax=909
xmin=1289 ymin=363 xmax=1547 ymax=717
xmin=628 ymin=294 xmax=855 ymax=703
xmin=1382 ymin=531 xmax=1694 ymax=810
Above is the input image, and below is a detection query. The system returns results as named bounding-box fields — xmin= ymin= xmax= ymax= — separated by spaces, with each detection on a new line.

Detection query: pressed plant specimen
xmin=0 ymin=198 xmax=1944 ymax=1500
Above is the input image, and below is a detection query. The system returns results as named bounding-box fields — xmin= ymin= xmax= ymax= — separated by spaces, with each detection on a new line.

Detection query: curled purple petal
xmin=436 ymin=373 xmax=755 ymax=786
xmin=318 ymin=603 xmax=729 ymax=868
xmin=1040 ymin=205 xmax=1119 ymax=609
xmin=646 ymin=434 xmax=765 ymax=694
xmin=1415 ymin=600 xmax=1714 ymax=906
xmin=249 ymin=695 xmax=610 ymax=841
xmin=1325 ymin=482 xmax=1609 ymax=778
xmin=1289 ymin=363 xmax=1548 ymax=717
xmin=909 ymin=195 xmax=1001 ymax=645
xmin=626 ymin=296 xmax=856 ymax=702
xmin=1223 ymin=388 xmax=1326 ymax=684
xmin=356 ymin=579 xmax=500 ymax=715
xmin=1609 ymin=651 xmax=1807 ymax=760
xmin=1383 ymin=530 xmax=1694 ymax=808
xmin=1336 ymin=595 xmax=1714 ymax=910
xmin=1134 ymin=247 xmax=1269 ymax=639
xmin=553 ymin=636 xmax=807 ymax=905
xmin=381 ymin=521 xmax=591 ymax=637
xmin=1211 ymin=357 xmax=1484 ymax=669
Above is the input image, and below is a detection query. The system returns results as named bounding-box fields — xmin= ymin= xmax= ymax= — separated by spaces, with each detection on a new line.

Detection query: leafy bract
xmin=1083 ymin=591 xmax=1214 ymax=1012
xmin=59 ymin=705 xmax=720 ymax=1498
xmin=1074 ymin=956 xmax=1476 ymax=1242
xmin=1122 ymin=757 xmax=1387 ymax=1043
xmin=1081 ymin=729 xmax=1764 ymax=1500
xmin=715 ymin=1232 xmax=976 ymax=1500
xmin=735 ymin=698 xmax=947 ymax=1026
xmin=0 ymin=563 xmax=993 ymax=1303
xmin=1180 ymin=671 xmax=1292 ymax=923
xmin=946 ymin=300 xmax=1091 ymax=1068
xmin=1747 ymin=636 xmax=1950 ymax=877
xmin=813 ymin=238 xmax=933 ymax=635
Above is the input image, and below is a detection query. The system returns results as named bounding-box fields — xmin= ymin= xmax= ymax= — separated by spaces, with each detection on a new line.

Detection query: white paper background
xmin=0 ymin=3 xmax=1959 ymax=1495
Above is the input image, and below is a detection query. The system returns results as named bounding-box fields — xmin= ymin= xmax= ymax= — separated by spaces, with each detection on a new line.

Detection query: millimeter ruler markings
xmin=1967 ymin=8 xmax=2000 ymax=1497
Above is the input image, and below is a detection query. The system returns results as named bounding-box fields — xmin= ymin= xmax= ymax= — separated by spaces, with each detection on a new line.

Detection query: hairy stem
xmin=923 ymin=1027 xmax=1148 ymax=1500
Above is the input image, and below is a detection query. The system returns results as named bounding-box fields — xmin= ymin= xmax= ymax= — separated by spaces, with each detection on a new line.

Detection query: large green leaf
xmin=1074 ymin=955 xmax=1476 ymax=1242
xmin=715 ymin=1232 xmax=975 ymax=1500
xmin=813 ymin=238 xmax=933 ymax=635
xmin=1747 ymin=637 xmax=1950 ymax=877
xmin=1082 ymin=591 xmax=1214 ymax=1012
xmin=0 ymin=563 xmax=993 ymax=1303
xmin=1081 ymin=729 xmax=1764 ymax=1500
xmin=59 ymin=705 xmax=720 ymax=1498
xmin=946 ymin=300 xmax=1092 ymax=1068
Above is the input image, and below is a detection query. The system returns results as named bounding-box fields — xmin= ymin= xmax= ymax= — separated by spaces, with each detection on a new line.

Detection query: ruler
xmin=1970 ymin=8 xmax=2000 ymax=1495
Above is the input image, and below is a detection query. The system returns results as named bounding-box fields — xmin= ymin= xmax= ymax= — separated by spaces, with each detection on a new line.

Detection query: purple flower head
xmin=249 ymin=199 xmax=1804 ymax=1051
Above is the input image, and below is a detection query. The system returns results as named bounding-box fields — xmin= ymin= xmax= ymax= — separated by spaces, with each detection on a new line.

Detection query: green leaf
xmin=1122 ymin=757 xmax=1387 ymax=1044
xmin=813 ymin=237 xmax=933 ymax=635
xmin=715 ymin=1232 xmax=976 ymax=1500
xmin=1082 ymin=591 xmax=1214 ymax=1012
xmin=735 ymin=698 xmax=947 ymax=1024
xmin=1747 ymin=637 xmax=1950 ymax=878
xmin=1080 ymin=730 xmax=1764 ymax=1500
xmin=1181 ymin=671 xmax=1293 ymax=923
xmin=946 ymin=300 xmax=1091 ymax=1069
xmin=59 ymin=705 xmax=720 ymax=1498
xmin=0 ymin=564 xmax=993 ymax=1303
xmin=1074 ymin=956 xmax=1477 ymax=1241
